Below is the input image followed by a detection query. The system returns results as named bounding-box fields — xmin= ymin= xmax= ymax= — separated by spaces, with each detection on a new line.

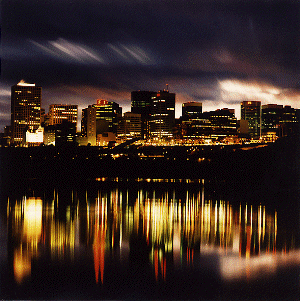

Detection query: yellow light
xmin=24 ymin=198 xmax=42 ymax=243
xmin=14 ymin=247 xmax=31 ymax=284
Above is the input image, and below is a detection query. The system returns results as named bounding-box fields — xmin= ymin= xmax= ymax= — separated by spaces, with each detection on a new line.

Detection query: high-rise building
xmin=94 ymin=99 xmax=122 ymax=134
xmin=131 ymin=91 xmax=154 ymax=115
xmin=117 ymin=112 xmax=141 ymax=140
xmin=80 ymin=99 xmax=122 ymax=145
xmin=261 ymin=104 xmax=299 ymax=140
xmin=131 ymin=91 xmax=154 ymax=139
xmin=262 ymin=104 xmax=283 ymax=130
xmin=81 ymin=105 xmax=97 ymax=145
xmin=182 ymin=108 xmax=237 ymax=140
xmin=241 ymin=101 xmax=261 ymax=139
xmin=279 ymin=105 xmax=299 ymax=137
xmin=261 ymin=104 xmax=283 ymax=141
xmin=55 ymin=120 xmax=77 ymax=147
xmin=11 ymin=81 xmax=42 ymax=145
xmin=182 ymin=102 xmax=202 ymax=120
xmin=48 ymin=104 xmax=78 ymax=125
xmin=150 ymin=90 xmax=175 ymax=139
xmin=281 ymin=105 xmax=298 ymax=124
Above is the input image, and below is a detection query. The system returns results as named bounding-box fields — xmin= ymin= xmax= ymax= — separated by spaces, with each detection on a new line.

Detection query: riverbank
xmin=1 ymin=138 xmax=299 ymax=195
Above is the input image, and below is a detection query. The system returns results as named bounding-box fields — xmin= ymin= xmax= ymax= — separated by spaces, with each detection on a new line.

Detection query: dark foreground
xmin=0 ymin=139 xmax=300 ymax=300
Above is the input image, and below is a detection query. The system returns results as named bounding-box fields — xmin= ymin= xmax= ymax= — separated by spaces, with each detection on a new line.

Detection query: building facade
xmin=25 ymin=126 xmax=44 ymax=145
xmin=94 ymin=99 xmax=122 ymax=134
xmin=182 ymin=108 xmax=237 ymax=140
xmin=11 ymin=81 xmax=42 ymax=145
xmin=279 ymin=105 xmax=299 ymax=137
xmin=81 ymin=105 xmax=97 ymax=145
xmin=48 ymin=104 xmax=78 ymax=125
xmin=241 ymin=101 xmax=261 ymax=139
xmin=261 ymin=104 xmax=299 ymax=141
xmin=261 ymin=104 xmax=283 ymax=141
xmin=131 ymin=91 xmax=154 ymax=139
xmin=81 ymin=99 xmax=122 ymax=146
xmin=182 ymin=102 xmax=202 ymax=120
xmin=117 ymin=112 xmax=142 ymax=141
xmin=150 ymin=90 xmax=175 ymax=139
xmin=55 ymin=120 xmax=77 ymax=146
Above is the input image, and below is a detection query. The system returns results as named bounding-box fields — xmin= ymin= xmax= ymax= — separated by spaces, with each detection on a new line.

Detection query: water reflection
xmin=11 ymin=197 xmax=42 ymax=283
xmin=5 ymin=179 xmax=299 ymax=297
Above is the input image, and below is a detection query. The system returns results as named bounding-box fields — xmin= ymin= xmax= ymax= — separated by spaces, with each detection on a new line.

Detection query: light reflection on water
xmin=3 ymin=179 xmax=300 ymax=299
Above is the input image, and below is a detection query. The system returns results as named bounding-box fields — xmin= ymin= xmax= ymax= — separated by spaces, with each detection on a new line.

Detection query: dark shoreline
xmin=1 ymin=138 xmax=299 ymax=201
xmin=0 ymin=140 xmax=297 ymax=181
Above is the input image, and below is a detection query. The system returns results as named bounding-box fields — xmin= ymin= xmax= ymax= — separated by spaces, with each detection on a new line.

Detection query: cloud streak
xmin=108 ymin=44 xmax=154 ymax=65
xmin=30 ymin=38 xmax=105 ymax=64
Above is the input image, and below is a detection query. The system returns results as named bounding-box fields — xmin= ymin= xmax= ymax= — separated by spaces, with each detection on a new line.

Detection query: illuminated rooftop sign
xmin=17 ymin=80 xmax=35 ymax=87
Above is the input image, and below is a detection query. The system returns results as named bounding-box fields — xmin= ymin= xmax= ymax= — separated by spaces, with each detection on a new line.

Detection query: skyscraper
xmin=81 ymin=105 xmax=97 ymax=145
xmin=241 ymin=101 xmax=261 ymax=139
xmin=182 ymin=102 xmax=202 ymax=120
xmin=131 ymin=91 xmax=154 ymax=139
xmin=117 ymin=112 xmax=142 ymax=140
xmin=11 ymin=81 xmax=42 ymax=144
xmin=80 ymin=99 xmax=122 ymax=145
xmin=262 ymin=104 xmax=283 ymax=130
xmin=261 ymin=104 xmax=283 ymax=141
xmin=280 ymin=105 xmax=299 ymax=137
xmin=150 ymin=90 xmax=175 ymax=139
xmin=48 ymin=104 xmax=78 ymax=126
xmin=94 ymin=99 xmax=122 ymax=134
xmin=181 ymin=108 xmax=237 ymax=139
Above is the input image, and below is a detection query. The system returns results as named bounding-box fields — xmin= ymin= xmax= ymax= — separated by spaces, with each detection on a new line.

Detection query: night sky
xmin=1 ymin=0 xmax=300 ymax=131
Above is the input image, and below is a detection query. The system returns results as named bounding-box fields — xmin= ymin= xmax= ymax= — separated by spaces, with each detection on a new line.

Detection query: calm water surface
xmin=1 ymin=178 xmax=299 ymax=300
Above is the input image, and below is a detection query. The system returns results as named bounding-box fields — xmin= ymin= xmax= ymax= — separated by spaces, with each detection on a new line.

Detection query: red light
xmin=97 ymin=99 xmax=108 ymax=105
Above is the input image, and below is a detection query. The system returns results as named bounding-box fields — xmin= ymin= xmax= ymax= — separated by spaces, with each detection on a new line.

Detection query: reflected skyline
xmin=6 ymin=179 xmax=296 ymax=288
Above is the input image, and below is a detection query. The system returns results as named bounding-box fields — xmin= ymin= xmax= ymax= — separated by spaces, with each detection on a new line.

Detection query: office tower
xmin=43 ymin=104 xmax=78 ymax=146
xmin=81 ymin=99 xmax=122 ymax=145
xmin=131 ymin=91 xmax=155 ymax=139
xmin=150 ymin=90 xmax=175 ymax=139
xmin=48 ymin=104 xmax=78 ymax=125
xmin=241 ymin=101 xmax=261 ymax=139
xmin=131 ymin=91 xmax=154 ymax=115
xmin=117 ymin=112 xmax=142 ymax=140
xmin=94 ymin=99 xmax=122 ymax=134
xmin=182 ymin=102 xmax=202 ymax=120
xmin=262 ymin=104 xmax=283 ymax=130
xmin=55 ymin=120 xmax=77 ymax=146
xmin=182 ymin=108 xmax=237 ymax=139
xmin=281 ymin=105 xmax=298 ymax=123
xmin=11 ymin=81 xmax=42 ymax=144
xmin=261 ymin=104 xmax=283 ymax=141
xmin=81 ymin=105 xmax=97 ymax=145
xmin=280 ymin=105 xmax=299 ymax=137
xmin=209 ymin=109 xmax=237 ymax=137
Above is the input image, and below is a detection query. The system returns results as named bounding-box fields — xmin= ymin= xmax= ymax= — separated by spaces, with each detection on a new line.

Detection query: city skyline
xmin=4 ymin=80 xmax=300 ymax=146
xmin=1 ymin=1 xmax=300 ymax=131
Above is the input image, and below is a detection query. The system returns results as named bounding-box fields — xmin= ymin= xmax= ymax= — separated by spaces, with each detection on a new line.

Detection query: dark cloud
xmin=1 ymin=0 xmax=300 ymax=130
